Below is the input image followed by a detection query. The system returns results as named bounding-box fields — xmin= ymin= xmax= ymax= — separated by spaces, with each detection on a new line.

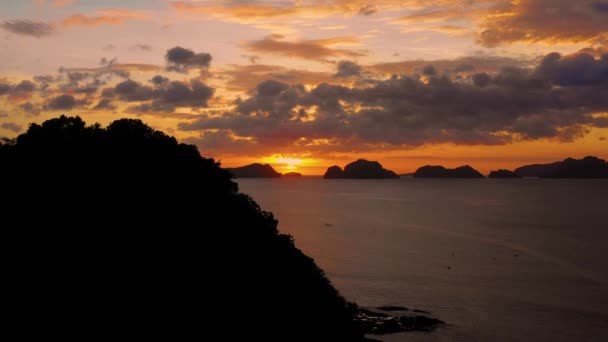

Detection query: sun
xmin=261 ymin=155 xmax=308 ymax=172
xmin=276 ymin=157 xmax=303 ymax=171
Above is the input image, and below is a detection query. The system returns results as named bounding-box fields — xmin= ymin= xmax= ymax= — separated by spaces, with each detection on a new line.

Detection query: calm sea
xmin=237 ymin=177 xmax=608 ymax=342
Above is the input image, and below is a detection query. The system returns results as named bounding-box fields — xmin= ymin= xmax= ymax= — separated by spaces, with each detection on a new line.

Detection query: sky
xmin=0 ymin=0 xmax=607 ymax=175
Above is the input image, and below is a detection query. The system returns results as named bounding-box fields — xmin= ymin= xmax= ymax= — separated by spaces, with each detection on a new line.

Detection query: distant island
xmin=225 ymin=163 xmax=282 ymax=178
xmin=515 ymin=156 xmax=608 ymax=178
xmin=324 ymin=159 xmax=399 ymax=179
xmin=488 ymin=169 xmax=522 ymax=178
xmin=413 ymin=165 xmax=485 ymax=178
xmin=283 ymin=172 xmax=303 ymax=178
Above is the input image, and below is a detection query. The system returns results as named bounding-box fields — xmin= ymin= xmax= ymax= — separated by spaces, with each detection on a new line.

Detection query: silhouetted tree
xmin=4 ymin=116 xmax=364 ymax=341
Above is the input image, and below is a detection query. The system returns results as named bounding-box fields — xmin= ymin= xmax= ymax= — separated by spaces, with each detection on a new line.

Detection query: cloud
xmin=61 ymin=9 xmax=149 ymax=27
xmin=477 ymin=0 xmax=608 ymax=47
xmin=165 ymin=46 xmax=212 ymax=73
xmin=171 ymin=1 xmax=433 ymax=21
xmin=45 ymin=94 xmax=84 ymax=110
xmin=134 ymin=44 xmax=153 ymax=51
xmin=335 ymin=60 xmax=362 ymax=78
xmin=358 ymin=4 xmax=377 ymax=16
xmin=114 ymin=79 xmax=155 ymax=101
xmin=0 ymin=20 xmax=54 ymax=37
xmin=217 ymin=64 xmax=333 ymax=92
xmin=92 ymin=98 xmax=116 ymax=110
xmin=20 ymin=102 xmax=42 ymax=116
xmin=367 ymin=55 xmax=526 ymax=76
xmin=1 ymin=122 xmax=23 ymax=133
xmin=52 ymin=0 xmax=77 ymax=7
xmin=0 ymin=80 xmax=38 ymax=96
xmin=112 ymin=78 xmax=214 ymax=112
xmin=593 ymin=2 xmax=608 ymax=12
xmin=244 ymin=35 xmax=366 ymax=61
xmin=178 ymin=51 xmax=608 ymax=154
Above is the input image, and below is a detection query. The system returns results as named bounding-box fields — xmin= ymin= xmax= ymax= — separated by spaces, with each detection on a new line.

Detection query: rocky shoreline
xmin=355 ymin=306 xmax=445 ymax=336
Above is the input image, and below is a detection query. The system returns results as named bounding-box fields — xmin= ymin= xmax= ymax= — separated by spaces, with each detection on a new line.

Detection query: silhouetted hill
xmin=488 ymin=169 xmax=522 ymax=178
xmin=515 ymin=156 xmax=608 ymax=178
xmin=1 ymin=116 xmax=365 ymax=341
xmin=514 ymin=162 xmax=561 ymax=177
xmin=324 ymin=165 xmax=345 ymax=178
xmin=225 ymin=163 xmax=282 ymax=178
xmin=283 ymin=172 xmax=303 ymax=178
xmin=414 ymin=165 xmax=485 ymax=178
xmin=324 ymin=160 xmax=399 ymax=179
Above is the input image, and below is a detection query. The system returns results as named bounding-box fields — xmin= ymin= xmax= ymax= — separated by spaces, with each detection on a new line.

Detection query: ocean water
xmin=237 ymin=178 xmax=608 ymax=342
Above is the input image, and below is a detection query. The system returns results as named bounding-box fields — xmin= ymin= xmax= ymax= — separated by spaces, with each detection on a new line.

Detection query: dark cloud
xmin=0 ymin=80 xmax=37 ymax=96
xmin=358 ymin=4 xmax=377 ymax=16
xmin=45 ymin=94 xmax=80 ymax=110
xmin=1 ymin=20 xmax=54 ymax=37
xmin=114 ymin=79 xmax=155 ymax=101
xmin=1 ymin=122 xmax=23 ymax=133
xmin=117 ymin=78 xmax=214 ymax=113
xmin=165 ymin=46 xmax=212 ymax=73
xmin=57 ymin=64 xmax=130 ymax=94
xmin=592 ymin=2 xmax=608 ymax=12
xmin=20 ymin=102 xmax=42 ymax=116
xmin=534 ymin=52 xmax=608 ymax=86
xmin=178 ymin=52 xmax=608 ymax=152
xmin=34 ymin=75 xmax=57 ymax=84
xmin=134 ymin=44 xmax=153 ymax=51
xmin=421 ymin=65 xmax=437 ymax=76
xmin=368 ymin=55 xmax=525 ymax=77
xmin=472 ymin=73 xmax=492 ymax=87
xmin=335 ymin=60 xmax=362 ymax=78
xmin=150 ymin=75 xmax=169 ymax=86
xmin=0 ymin=112 xmax=8 ymax=118
xmin=93 ymin=98 xmax=116 ymax=110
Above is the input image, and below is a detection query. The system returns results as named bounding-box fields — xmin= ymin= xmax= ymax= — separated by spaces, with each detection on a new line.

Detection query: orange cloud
xmin=367 ymin=55 xmax=526 ymax=76
xmin=53 ymin=0 xmax=77 ymax=7
xmin=170 ymin=0 xmax=457 ymax=21
xmin=217 ymin=64 xmax=334 ymax=92
xmin=61 ymin=9 xmax=149 ymax=27
xmin=244 ymin=35 xmax=366 ymax=61
xmin=477 ymin=0 xmax=608 ymax=47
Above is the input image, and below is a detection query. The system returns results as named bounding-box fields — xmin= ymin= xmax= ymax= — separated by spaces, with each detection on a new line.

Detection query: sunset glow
xmin=1 ymin=1 xmax=607 ymax=174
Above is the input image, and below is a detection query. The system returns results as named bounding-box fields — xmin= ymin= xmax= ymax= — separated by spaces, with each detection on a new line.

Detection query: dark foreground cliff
xmin=1 ymin=116 xmax=365 ymax=341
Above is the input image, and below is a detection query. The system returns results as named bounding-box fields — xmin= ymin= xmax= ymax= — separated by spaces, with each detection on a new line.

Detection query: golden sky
xmin=1 ymin=0 xmax=607 ymax=174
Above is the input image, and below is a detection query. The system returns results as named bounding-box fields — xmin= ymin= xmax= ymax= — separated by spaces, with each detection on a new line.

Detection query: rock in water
xmin=414 ymin=165 xmax=485 ymax=178
xmin=489 ymin=169 xmax=522 ymax=178
xmin=225 ymin=163 xmax=282 ymax=178
xmin=344 ymin=159 xmax=400 ymax=179
xmin=324 ymin=165 xmax=346 ymax=178
xmin=324 ymin=160 xmax=399 ymax=179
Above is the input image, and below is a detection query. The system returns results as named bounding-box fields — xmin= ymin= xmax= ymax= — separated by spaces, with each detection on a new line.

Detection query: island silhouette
xmin=413 ymin=165 xmax=485 ymax=178
xmin=323 ymin=160 xmax=399 ymax=179
xmin=515 ymin=156 xmax=608 ymax=178
xmin=3 ymin=116 xmax=443 ymax=340
xmin=225 ymin=163 xmax=282 ymax=178
xmin=488 ymin=169 xmax=523 ymax=178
